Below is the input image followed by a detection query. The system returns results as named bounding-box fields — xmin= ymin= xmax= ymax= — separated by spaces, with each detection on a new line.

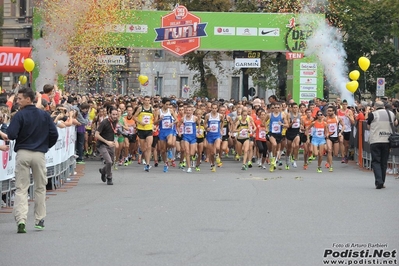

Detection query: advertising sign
xmin=107 ymin=9 xmax=323 ymax=53
xmin=0 ymin=47 xmax=32 ymax=73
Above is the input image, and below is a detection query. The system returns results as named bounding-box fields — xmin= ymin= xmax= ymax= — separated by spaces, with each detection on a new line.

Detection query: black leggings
xmin=256 ymin=140 xmax=268 ymax=158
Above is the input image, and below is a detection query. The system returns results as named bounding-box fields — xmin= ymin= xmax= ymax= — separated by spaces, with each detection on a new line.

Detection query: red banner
xmin=0 ymin=47 xmax=32 ymax=73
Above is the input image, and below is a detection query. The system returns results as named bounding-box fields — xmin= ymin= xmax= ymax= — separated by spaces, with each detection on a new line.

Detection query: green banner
xmin=110 ymin=11 xmax=322 ymax=52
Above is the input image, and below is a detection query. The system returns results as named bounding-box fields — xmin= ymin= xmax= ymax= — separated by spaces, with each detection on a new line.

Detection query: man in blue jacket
xmin=6 ymin=87 xmax=58 ymax=233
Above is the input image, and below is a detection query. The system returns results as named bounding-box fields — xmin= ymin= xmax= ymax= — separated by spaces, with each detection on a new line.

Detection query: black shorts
xmin=269 ymin=133 xmax=283 ymax=144
xmin=86 ymin=129 xmax=92 ymax=136
xmin=237 ymin=138 xmax=249 ymax=145
xmin=300 ymin=133 xmax=307 ymax=144
xmin=197 ymin=138 xmax=204 ymax=144
xmin=249 ymin=137 xmax=254 ymax=142
xmin=343 ymin=132 xmax=351 ymax=141
xmin=328 ymin=136 xmax=339 ymax=143
xmin=152 ymin=136 xmax=159 ymax=148
xmin=137 ymin=130 xmax=153 ymax=140
xmin=222 ymin=135 xmax=229 ymax=141
xmin=128 ymin=134 xmax=137 ymax=143
xmin=176 ymin=135 xmax=183 ymax=142
xmin=286 ymin=131 xmax=300 ymax=141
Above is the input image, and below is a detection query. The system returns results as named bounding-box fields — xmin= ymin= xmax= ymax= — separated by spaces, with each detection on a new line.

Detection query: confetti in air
xmin=33 ymin=0 xmax=141 ymax=91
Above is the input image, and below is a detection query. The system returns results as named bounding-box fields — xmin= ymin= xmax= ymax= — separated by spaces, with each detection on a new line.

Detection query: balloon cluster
xmin=138 ymin=75 xmax=149 ymax=86
xmin=346 ymin=57 xmax=370 ymax=93
xmin=18 ymin=58 xmax=35 ymax=85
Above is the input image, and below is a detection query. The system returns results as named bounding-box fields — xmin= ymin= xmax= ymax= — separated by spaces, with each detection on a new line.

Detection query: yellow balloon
xmin=349 ymin=70 xmax=360 ymax=81
xmin=138 ymin=75 xmax=149 ymax=86
xmin=358 ymin=57 xmax=370 ymax=71
xmin=19 ymin=75 xmax=28 ymax=85
xmin=23 ymin=58 xmax=35 ymax=72
xmin=346 ymin=81 xmax=359 ymax=93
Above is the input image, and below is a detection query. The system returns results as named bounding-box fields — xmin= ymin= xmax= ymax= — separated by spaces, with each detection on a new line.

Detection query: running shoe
xmin=241 ymin=164 xmax=247 ymax=170
xmin=187 ymin=167 xmax=192 ymax=173
xmin=325 ymin=162 xmax=330 ymax=168
xmin=317 ymin=167 xmax=322 ymax=173
xmin=329 ymin=167 xmax=333 ymax=172
xmin=292 ymin=161 xmax=297 ymax=168
xmin=285 ymin=164 xmax=290 ymax=170
xmin=248 ymin=161 xmax=253 ymax=168
xmin=34 ymin=219 xmax=45 ymax=230
xmin=163 ymin=165 xmax=168 ymax=173
xmin=195 ymin=166 xmax=201 ymax=171
xmin=211 ymin=165 xmax=216 ymax=172
xmin=303 ymin=164 xmax=308 ymax=170
xmin=18 ymin=223 xmax=26 ymax=233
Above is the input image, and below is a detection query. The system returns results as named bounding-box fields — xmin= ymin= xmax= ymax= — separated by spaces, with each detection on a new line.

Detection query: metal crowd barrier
xmin=1 ymin=156 xmax=77 ymax=208
xmin=354 ymin=120 xmax=399 ymax=172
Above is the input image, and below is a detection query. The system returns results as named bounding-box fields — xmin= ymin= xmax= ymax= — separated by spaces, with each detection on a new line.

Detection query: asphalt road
xmin=1 ymin=156 xmax=398 ymax=266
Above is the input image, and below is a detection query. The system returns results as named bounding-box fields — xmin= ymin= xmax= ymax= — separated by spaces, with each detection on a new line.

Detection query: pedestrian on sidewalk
xmin=95 ymin=107 xmax=118 ymax=185
xmin=367 ymin=101 xmax=397 ymax=189
xmin=6 ymin=87 xmax=59 ymax=233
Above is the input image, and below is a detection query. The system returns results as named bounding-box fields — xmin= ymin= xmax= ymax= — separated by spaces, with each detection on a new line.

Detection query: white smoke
xmin=300 ymin=1 xmax=354 ymax=104
xmin=32 ymin=0 xmax=90 ymax=91
xmin=32 ymin=38 xmax=69 ymax=91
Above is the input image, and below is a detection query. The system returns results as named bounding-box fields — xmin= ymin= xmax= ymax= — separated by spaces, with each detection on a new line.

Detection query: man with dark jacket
xmin=367 ymin=101 xmax=397 ymax=189
xmin=6 ymin=87 xmax=58 ymax=233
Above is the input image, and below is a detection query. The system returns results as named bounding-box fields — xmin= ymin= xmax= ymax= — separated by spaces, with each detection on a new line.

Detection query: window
xmin=19 ymin=0 xmax=27 ymax=17
xmin=14 ymin=38 xmax=30 ymax=47
xmin=154 ymin=50 xmax=164 ymax=59
xmin=231 ymin=77 xmax=240 ymax=101
xmin=180 ymin=77 xmax=189 ymax=98
xmin=154 ymin=76 xmax=163 ymax=96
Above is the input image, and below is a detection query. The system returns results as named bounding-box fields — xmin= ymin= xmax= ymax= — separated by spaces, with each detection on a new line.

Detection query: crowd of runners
xmin=80 ymin=93 xmax=364 ymax=174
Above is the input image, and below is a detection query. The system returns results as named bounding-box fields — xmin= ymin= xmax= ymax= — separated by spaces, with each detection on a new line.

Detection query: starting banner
xmin=0 ymin=126 xmax=76 ymax=182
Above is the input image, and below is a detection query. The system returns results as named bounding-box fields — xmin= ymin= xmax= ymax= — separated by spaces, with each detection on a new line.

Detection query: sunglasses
xmin=317 ymin=113 xmax=323 ymax=116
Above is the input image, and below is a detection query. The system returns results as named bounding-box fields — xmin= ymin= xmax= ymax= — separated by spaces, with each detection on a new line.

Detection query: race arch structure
xmin=33 ymin=5 xmax=324 ymax=103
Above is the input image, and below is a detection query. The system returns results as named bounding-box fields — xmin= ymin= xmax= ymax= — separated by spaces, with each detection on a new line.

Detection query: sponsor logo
xmin=286 ymin=52 xmax=304 ymax=60
xmin=0 ymin=53 xmax=25 ymax=67
xmin=300 ymin=92 xmax=316 ymax=98
xmin=300 ymin=77 xmax=317 ymax=85
xmin=286 ymin=17 xmax=296 ymax=28
xmin=126 ymin=24 xmax=148 ymax=33
xmin=300 ymin=70 xmax=317 ymax=77
xmin=154 ymin=5 xmax=208 ymax=56
xmin=259 ymin=28 xmax=280 ymax=36
xmin=300 ymin=63 xmax=317 ymax=70
xmin=285 ymin=23 xmax=314 ymax=52
xmin=236 ymin=27 xmax=257 ymax=36
xmin=234 ymin=58 xmax=261 ymax=68
xmin=214 ymin=27 xmax=235 ymax=35
xmin=300 ymin=85 xmax=317 ymax=91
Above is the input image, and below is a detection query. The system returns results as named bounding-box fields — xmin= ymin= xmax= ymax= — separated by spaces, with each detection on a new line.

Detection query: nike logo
xmin=261 ymin=30 xmax=275 ymax=35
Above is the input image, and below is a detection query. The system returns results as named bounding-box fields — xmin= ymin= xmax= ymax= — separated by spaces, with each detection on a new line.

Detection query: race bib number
xmin=142 ymin=115 xmax=151 ymax=125
xmin=239 ymin=129 xmax=248 ymax=138
xmin=162 ymin=119 xmax=171 ymax=129
xmin=87 ymin=121 xmax=92 ymax=127
xmin=329 ymin=123 xmax=337 ymax=132
xmin=128 ymin=126 xmax=135 ymax=134
xmin=316 ymin=128 xmax=324 ymax=137
xmin=292 ymin=120 xmax=300 ymax=128
xmin=271 ymin=122 xmax=281 ymax=133
xmin=198 ymin=128 xmax=203 ymax=135
xmin=184 ymin=124 xmax=193 ymax=134
xmin=179 ymin=124 xmax=184 ymax=134
xmin=209 ymin=122 xmax=219 ymax=133
xmin=259 ymin=129 xmax=266 ymax=140
xmin=222 ymin=127 xmax=227 ymax=136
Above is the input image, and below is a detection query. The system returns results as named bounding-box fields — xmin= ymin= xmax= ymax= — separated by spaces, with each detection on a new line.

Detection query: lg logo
xmin=217 ymin=28 xmax=230 ymax=33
